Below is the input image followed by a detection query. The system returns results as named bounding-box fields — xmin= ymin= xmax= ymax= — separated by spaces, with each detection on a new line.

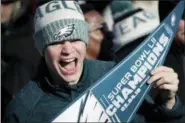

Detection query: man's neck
xmin=48 ymin=68 xmax=81 ymax=87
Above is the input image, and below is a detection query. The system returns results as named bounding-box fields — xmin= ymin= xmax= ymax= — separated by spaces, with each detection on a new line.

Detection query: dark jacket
xmin=1 ymin=8 xmax=41 ymax=119
xmin=4 ymin=59 xmax=185 ymax=123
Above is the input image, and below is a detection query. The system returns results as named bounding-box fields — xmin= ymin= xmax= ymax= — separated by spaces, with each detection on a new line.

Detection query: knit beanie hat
xmin=111 ymin=1 xmax=135 ymax=21
xmin=111 ymin=1 xmax=159 ymax=53
xmin=34 ymin=0 xmax=89 ymax=55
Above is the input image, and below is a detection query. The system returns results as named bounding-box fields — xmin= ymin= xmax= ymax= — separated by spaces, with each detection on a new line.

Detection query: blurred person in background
xmin=174 ymin=14 xmax=185 ymax=108
xmin=175 ymin=17 xmax=185 ymax=46
xmin=1 ymin=0 xmax=41 ymax=119
xmin=81 ymin=3 xmax=114 ymax=61
xmin=159 ymin=0 xmax=185 ymax=106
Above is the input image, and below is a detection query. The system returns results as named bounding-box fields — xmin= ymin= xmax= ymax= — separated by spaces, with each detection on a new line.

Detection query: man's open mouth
xmin=59 ymin=58 xmax=78 ymax=75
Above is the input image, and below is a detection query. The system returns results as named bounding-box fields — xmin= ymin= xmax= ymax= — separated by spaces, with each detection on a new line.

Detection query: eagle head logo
xmin=171 ymin=13 xmax=176 ymax=27
xmin=53 ymin=24 xmax=75 ymax=40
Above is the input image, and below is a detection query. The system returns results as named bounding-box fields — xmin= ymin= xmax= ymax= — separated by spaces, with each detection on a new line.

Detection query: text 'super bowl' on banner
xmin=52 ymin=1 xmax=184 ymax=122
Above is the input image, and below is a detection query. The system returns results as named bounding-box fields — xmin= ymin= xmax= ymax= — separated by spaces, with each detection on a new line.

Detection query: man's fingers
xmin=158 ymin=83 xmax=178 ymax=92
xmin=151 ymin=66 xmax=174 ymax=75
xmin=155 ymin=78 xmax=179 ymax=90
xmin=147 ymin=72 xmax=178 ymax=84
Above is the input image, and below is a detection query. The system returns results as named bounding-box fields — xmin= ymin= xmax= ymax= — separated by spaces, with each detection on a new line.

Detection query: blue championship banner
xmin=52 ymin=1 xmax=184 ymax=122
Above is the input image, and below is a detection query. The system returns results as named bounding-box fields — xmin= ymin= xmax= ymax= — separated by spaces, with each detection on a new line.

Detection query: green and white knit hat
xmin=34 ymin=0 xmax=89 ymax=55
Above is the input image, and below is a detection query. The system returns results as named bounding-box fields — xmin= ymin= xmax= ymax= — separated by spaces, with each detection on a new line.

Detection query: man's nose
xmin=61 ymin=41 xmax=73 ymax=55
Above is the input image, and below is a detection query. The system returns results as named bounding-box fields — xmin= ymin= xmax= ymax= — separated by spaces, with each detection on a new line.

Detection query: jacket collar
xmin=35 ymin=59 xmax=89 ymax=97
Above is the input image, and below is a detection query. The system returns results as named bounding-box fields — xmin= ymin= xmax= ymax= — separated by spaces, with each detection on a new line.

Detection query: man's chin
xmin=64 ymin=79 xmax=78 ymax=85
xmin=61 ymin=75 xmax=79 ymax=85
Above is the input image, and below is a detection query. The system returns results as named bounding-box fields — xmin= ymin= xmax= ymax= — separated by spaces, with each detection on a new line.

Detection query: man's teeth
xmin=62 ymin=58 xmax=75 ymax=63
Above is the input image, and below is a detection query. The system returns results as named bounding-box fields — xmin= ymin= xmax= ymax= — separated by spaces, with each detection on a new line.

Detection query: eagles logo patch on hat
xmin=53 ymin=24 xmax=75 ymax=41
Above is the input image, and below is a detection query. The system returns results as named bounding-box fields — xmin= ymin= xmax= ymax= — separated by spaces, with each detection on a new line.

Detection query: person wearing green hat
xmin=4 ymin=0 xmax=185 ymax=123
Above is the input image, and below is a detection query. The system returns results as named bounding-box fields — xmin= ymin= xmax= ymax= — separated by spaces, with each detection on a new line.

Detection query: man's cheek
xmin=180 ymin=33 xmax=185 ymax=44
xmin=179 ymin=20 xmax=185 ymax=31
xmin=90 ymin=31 xmax=104 ymax=42
xmin=178 ymin=31 xmax=185 ymax=44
